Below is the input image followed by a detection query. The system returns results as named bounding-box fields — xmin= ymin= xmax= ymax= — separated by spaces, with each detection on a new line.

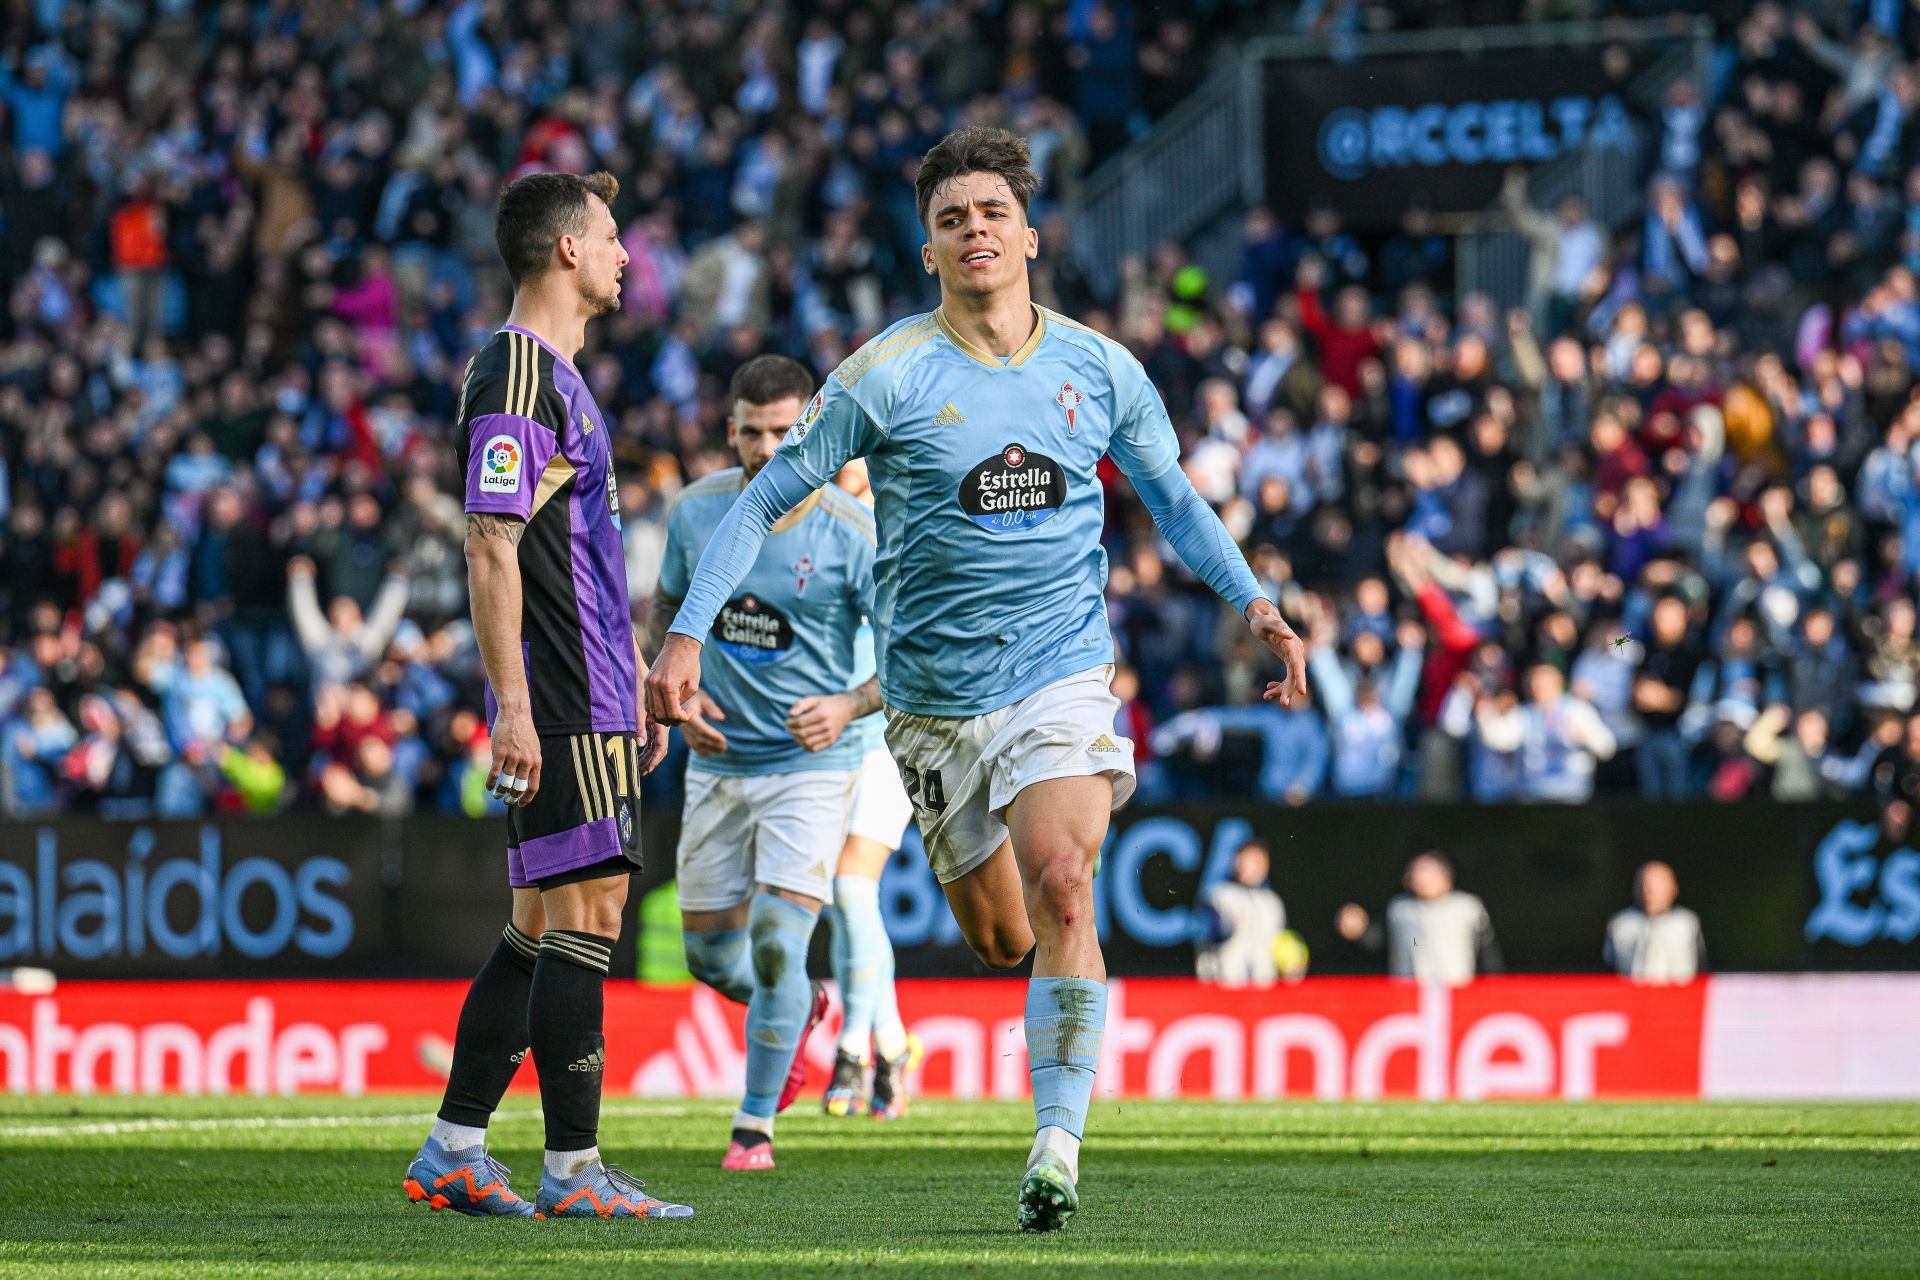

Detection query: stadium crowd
xmin=1 ymin=0 xmax=1918 ymax=818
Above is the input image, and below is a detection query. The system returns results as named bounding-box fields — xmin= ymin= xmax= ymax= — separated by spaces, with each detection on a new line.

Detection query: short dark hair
xmin=493 ymin=171 xmax=620 ymax=287
xmin=729 ymin=355 xmax=815 ymax=409
xmin=914 ymin=127 xmax=1040 ymax=228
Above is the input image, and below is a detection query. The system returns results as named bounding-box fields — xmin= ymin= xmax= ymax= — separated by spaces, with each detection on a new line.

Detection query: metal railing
xmin=1070 ymin=65 xmax=1244 ymax=301
xmin=1454 ymin=30 xmax=1713 ymax=310
xmin=1069 ymin=17 xmax=1713 ymax=308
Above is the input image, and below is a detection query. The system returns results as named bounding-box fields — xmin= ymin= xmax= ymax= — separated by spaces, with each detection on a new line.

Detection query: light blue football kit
xmin=659 ymin=472 xmax=878 ymax=1141
xmin=658 ymin=472 xmax=878 ymax=775
xmin=666 ymin=306 xmax=1263 ymax=712
xmin=665 ymin=304 xmax=1267 ymax=1200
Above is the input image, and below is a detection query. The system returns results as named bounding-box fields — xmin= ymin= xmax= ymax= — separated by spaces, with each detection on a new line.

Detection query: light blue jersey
xmin=851 ymin=620 xmax=883 ymax=746
xmin=659 ymin=469 xmax=878 ymax=775
xmin=669 ymin=305 xmax=1265 ymax=718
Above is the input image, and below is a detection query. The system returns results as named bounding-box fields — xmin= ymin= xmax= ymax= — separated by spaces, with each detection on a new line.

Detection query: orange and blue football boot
xmin=534 ymin=1163 xmax=694 ymax=1219
xmin=403 ymin=1138 xmax=535 ymax=1217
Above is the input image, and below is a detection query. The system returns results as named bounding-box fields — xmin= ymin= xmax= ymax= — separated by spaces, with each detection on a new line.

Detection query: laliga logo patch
xmin=479 ymin=434 xmax=522 ymax=493
xmin=960 ymin=442 xmax=1066 ymax=532
xmin=786 ymin=392 xmax=825 ymax=445
xmin=714 ymin=593 xmax=795 ymax=665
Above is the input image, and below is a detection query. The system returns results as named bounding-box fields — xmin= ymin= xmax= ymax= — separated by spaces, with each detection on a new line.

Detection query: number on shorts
xmin=901 ymin=766 xmax=948 ymax=814
xmin=603 ymin=734 xmax=630 ymax=799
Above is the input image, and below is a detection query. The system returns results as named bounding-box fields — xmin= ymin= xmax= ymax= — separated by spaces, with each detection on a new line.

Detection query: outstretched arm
xmin=1110 ymin=378 xmax=1308 ymax=704
xmin=647 ymin=454 xmax=816 ymax=722
xmin=650 ymin=374 xmax=885 ymax=723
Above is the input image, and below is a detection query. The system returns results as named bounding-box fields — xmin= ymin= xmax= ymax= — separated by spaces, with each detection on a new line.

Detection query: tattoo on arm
xmin=466 ymin=513 xmax=527 ymax=546
xmin=844 ymin=675 xmax=882 ymax=719
xmin=644 ymin=595 xmax=683 ymax=662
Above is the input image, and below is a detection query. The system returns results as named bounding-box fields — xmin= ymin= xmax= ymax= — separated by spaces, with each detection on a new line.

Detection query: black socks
xmin=437 ymin=923 xmax=539 ymax=1129
xmin=528 ymin=929 xmax=616 ymax=1152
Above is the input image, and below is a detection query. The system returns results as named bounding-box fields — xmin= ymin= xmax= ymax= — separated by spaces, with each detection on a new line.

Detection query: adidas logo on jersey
xmin=933 ymin=402 xmax=966 ymax=426
xmin=1088 ymin=734 xmax=1122 ymax=755
xmin=568 ymin=1048 xmax=605 ymax=1073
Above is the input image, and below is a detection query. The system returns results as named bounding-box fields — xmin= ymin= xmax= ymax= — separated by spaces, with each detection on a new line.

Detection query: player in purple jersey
xmin=403 ymin=172 xmax=692 ymax=1222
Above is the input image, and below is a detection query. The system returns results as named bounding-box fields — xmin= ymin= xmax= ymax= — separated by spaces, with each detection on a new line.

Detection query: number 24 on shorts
xmin=900 ymin=766 xmax=947 ymax=814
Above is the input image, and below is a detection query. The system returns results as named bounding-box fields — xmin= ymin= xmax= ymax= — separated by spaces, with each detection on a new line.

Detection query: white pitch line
xmin=0 ymin=1103 xmax=688 ymax=1139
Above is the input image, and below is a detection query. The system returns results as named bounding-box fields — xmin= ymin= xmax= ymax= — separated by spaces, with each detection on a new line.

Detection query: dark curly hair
xmin=914 ymin=127 xmax=1040 ymax=229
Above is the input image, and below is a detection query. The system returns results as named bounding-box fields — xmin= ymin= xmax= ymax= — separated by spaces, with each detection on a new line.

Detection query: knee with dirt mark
xmin=750 ymin=914 xmax=788 ymax=987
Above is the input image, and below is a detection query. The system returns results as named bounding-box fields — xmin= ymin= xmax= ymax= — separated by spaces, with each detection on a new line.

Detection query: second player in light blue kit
xmin=647 ymin=355 xmax=890 ymax=1172
xmin=650 ymin=128 xmax=1308 ymax=1230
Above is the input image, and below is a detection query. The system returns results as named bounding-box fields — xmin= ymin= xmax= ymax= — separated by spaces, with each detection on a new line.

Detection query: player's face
xmin=921 ymin=171 xmax=1038 ymax=298
xmin=573 ymin=196 xmax=627 ymax=317
xmin=729 ymin=395 xmax=803 ymax=481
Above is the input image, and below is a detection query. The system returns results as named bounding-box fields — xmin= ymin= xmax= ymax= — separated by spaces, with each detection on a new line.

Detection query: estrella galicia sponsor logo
xmin=1805 ymin=819 xmax=1920 ymax=946
xmin=0 ymin=825 xmax=356 ymax=963
xmin=617 ymin=802 xmax=634 ymax=849
xmin=1315 ymin=94 xmax=1635 ymax=182
xmin=714 ymin=594 xmax=794 ymax=665
xmin=960 ymin=443 xmax=1066 ymax=532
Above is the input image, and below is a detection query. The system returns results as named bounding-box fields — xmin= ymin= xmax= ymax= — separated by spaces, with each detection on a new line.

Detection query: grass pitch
xmin=0 ymin=1095 xmax=1916 ymax=1277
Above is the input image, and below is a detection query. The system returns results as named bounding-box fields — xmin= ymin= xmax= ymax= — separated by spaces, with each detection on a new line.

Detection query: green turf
xmin=0 ymin=1095 xmax=1916 ymax=1277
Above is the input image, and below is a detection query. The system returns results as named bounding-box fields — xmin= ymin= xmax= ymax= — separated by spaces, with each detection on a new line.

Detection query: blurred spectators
xmin=1195 ymin=839 xmax=1286 ymax=987
xmin=1604 ymin=860 xmax=1706 ymax=983
xmin=1337 ymin=851 xmax=1501 ymax=986
xmin=2 ymin=2 xmax=1920 ymax=820
xmin=0 ymin=1 xmax=1257 ymax=818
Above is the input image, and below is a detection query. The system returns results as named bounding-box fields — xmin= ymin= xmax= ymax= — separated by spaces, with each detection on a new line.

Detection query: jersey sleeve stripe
xmin=841 ymin=330 xmax=938 ymax=389
xmin=531 ymin=453 xmax=576 ymax=518
xmin=818 ymin=493 xmax=878 ymax=544
xmin=837 ymin=316 xmax=939 ymax=384
xmin=820 ymin=504 xmax=878 ymax=545
xmin=517 ymin=333 xmax=542 ymax=419
xmin=505 ymin=332 xmax=524 ymax=421
xmin=1040 ymin=307 xmax=1104 ymax=339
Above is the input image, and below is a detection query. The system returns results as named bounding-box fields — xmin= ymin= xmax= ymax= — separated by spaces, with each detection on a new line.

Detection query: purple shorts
xmin=505 ymin=731 xmax=642 ymax=889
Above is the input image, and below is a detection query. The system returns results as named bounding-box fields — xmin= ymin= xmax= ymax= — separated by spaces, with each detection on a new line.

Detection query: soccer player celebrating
xmin=647 ymin=128 xmax=1308 ymax=1231
xmin=405 ymin=172 xmax=692 ymax=1221
xmin=824 ymin=459 xmax=921 ymax=1122
xmin=648 ymin=355 xmax=886 ymax=1170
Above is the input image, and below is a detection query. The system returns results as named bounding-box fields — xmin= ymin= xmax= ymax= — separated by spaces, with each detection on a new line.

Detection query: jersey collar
xmin=935 ymin=304 xmax=1046 ymax=369
xmin=500 ymin=324 xmax=582 ymax=380
xmin=771 ymin=487 xmax=822 ymax=533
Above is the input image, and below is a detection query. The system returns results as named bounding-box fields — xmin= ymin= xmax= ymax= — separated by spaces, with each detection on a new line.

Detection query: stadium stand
xmin=2 ymin=0 xmax=1919 ymax=821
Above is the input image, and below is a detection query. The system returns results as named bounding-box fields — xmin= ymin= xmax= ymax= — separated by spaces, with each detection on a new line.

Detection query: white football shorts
xmin=882 ymin=665 xmax=1135 ymax=885
xmin=847 ymin=745 xmax=914 ymax=848
xmin=675 ymin=766 xmax=857 ymax=910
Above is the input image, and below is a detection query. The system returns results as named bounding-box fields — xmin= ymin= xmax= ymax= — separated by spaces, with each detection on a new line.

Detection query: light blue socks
xmin=683 ymin=926 xmax=754 ymax=1004
xmin=832 ymin=876 xmax=907 ymax=1060
xmin=739 ymin=894 xmax=819 ymax=1123
xmin=1026 ymin=977 xmax=1107 ymax=1179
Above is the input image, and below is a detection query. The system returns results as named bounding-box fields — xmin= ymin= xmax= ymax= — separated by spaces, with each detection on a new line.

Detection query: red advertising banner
xmin=0 ymin=976 xmax=1721 ymax=1100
